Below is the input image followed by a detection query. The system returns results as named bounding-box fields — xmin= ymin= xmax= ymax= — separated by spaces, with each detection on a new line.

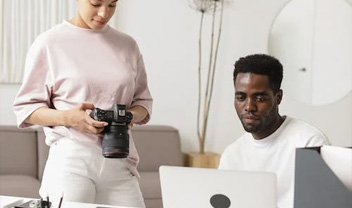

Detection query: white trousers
xmin=39 ymin=138 xmax=145 ymax=208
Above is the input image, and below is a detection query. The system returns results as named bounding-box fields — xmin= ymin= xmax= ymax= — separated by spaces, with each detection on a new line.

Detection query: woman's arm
xmin=128 ymin=105 xmax=149 ymax=126
xmin=25 ymin=103 xmax=108 ymax=136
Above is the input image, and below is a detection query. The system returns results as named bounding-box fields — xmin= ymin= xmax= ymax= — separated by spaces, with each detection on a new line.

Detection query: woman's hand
xmin=64 ymin=103 xmax=108 ymax=136
xmin=24 ymin=103 xmax=107 ymax=136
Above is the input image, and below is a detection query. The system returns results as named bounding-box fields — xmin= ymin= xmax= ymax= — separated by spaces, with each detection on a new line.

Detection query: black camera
xmin=90 ymin=104 xmax=133 ymax=158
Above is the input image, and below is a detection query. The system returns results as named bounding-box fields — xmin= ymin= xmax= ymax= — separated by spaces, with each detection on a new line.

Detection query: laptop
xmin=159 ymin=166 xmax=277 ymax=208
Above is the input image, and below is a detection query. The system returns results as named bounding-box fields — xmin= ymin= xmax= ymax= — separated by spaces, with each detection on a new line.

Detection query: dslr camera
xmin=90 ymin=104 xmax=133 ymax=158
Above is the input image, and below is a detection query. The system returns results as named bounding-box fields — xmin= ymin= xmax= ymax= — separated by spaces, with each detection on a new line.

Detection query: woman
xmin=13 ymin=0 xmax=152 ymax=207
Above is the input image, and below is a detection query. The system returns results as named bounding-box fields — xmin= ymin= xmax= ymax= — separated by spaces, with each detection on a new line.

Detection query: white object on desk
xmin=320 ymin=145 xmax=352 ymax=192
xmin=0 ymin=196 xmax=23 ymax=208
xmin=0 ymin=196 xmax=139 ymax=208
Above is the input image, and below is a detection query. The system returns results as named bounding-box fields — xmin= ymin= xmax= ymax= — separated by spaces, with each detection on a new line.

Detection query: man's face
xmin=234 ymin=73 xmax=282 ymax=139
xmin=76 ymin=0 xmax=117 ymax=30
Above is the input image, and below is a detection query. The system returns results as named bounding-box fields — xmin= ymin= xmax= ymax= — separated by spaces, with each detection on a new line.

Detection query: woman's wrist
xmin=60 ymin=110 xmax=70 ymax=127
xmin=128 ymin=105 xmax=148 ymax=124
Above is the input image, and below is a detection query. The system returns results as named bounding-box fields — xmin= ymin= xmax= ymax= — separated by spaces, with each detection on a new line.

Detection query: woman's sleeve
xmin=131 ymin=50 xmax=153 ymax=125
xmin=13 ymin=38 xmax=53 ymax=128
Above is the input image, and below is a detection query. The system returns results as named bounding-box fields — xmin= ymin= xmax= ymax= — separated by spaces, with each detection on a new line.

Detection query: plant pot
xmin=183 ymin=152 xmax=221 ymax=168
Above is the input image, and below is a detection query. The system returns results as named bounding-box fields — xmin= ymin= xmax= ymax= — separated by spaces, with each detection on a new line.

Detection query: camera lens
xmin=102 ymin=125 xmax=129 ymax=158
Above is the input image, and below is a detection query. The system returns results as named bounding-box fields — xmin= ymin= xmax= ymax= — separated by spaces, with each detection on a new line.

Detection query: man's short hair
xmin=233 ymin=54 xmax=283 ymax=93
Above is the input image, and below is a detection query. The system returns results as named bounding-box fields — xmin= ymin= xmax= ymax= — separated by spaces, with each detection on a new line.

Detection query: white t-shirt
xmin=219 ymin=116 xmax=329 ymax=208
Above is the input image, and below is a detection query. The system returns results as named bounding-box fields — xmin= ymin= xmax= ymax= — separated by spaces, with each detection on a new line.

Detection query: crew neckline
xmin=63 ymin=20 xmax=109 ymax=33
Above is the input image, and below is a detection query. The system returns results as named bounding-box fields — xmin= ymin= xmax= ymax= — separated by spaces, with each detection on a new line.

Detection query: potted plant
xmin=184 ymin=0 xmax=227 ymax=168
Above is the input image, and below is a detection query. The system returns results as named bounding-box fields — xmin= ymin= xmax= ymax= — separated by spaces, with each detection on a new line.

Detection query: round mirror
xmin=268 ymin=0 xmax=352 ymax=106
xmin=347 ymin=0 xmax=352 ymax=6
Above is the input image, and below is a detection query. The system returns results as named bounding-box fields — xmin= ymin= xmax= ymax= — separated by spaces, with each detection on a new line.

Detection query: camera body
xmin=90 ymin=104 xmax=133 ymax=158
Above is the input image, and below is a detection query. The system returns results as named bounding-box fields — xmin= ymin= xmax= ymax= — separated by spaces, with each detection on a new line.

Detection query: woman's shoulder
xmin=107 ymin=27 xmax=138 ymax=45
xmin=32 ymin=23 xmax=66 ymax=45
xmin=25 ymin=24 xmax=63 ymax=53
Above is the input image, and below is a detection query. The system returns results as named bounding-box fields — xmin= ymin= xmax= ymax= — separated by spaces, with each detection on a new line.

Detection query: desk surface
xmin=0 ymin=196 xmax=138 ymax=208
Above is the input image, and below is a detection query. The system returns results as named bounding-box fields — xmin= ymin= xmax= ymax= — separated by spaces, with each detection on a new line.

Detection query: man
xmin=218 ymin=54 xmax=329 ymax=208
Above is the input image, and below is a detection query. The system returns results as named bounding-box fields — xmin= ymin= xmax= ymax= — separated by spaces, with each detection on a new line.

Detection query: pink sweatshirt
xmin=13 ymin=21 xmax=153 ymax=175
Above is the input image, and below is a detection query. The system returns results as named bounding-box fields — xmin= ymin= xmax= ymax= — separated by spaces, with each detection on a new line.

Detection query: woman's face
xmin=75 ymin=0 xmax=117 ymax=30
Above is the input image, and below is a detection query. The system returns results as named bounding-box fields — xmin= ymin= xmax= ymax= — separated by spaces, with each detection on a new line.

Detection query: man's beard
xmin=238 ymin=107 xmax=278 ymax=135
xmin=241 ymin=118 xmax=263 ymax=133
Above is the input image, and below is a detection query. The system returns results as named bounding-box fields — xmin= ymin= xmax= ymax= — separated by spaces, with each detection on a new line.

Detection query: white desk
xmin=0 ymin=196 xmax=138 ymax=208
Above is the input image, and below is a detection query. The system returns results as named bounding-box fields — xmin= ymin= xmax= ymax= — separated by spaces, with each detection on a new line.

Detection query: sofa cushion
xmin=143 ymin=199 xmax=163 ymax=208
xmin=139 ymin=172 xmax=161 ymax=199
xmin=139 ymin=171 xmax=164 ymax=208
xmin=0 ymin=175 xmax=40 ymax=198
xmin=0 ymin=126 xmax=38 ymax=178
xmin=132 ymin=125 xmax=183 ymax=172
xmin=36 ymin=128 xmax=49 ymax=181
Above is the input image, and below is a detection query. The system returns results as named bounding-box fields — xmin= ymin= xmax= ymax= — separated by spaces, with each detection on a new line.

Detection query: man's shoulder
xmin=285 ymin=116 xmax=323 ymax=134
xmin=283 ymin=116 xmax=329 ymax=145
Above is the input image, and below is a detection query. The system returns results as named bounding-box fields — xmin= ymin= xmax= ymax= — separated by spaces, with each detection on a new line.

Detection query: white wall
xmin=0 ymin=84 xmax=20 ymax=125
xmin=1 ymin=0 xmax=351 ymax=154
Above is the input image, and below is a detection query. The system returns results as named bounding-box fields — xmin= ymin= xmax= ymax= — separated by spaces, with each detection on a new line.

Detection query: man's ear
xmin=276 ymin=89 xmax=283 ymax=105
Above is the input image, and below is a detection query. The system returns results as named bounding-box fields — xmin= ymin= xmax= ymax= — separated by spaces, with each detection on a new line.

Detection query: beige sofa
xmin=0 ymin=125 xmax=183 ymax=208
